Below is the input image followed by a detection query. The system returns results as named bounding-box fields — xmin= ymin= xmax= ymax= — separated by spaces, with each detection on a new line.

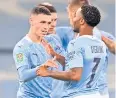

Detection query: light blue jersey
xmin=56 ymin=26 xmax=115 ymax=96
xmin=55 ymin=26 xmax=74 ymax=50
xmin=94 ymin=28 xmax=115 ymax=95
xmin=49 ymin=34 xmax=62 ymax=46
xmin=13 ymin=35 xmax=65 ymax=98
xmin=62 ymin=35 xmax=107 ymax=98
xmin=56 ymin=26 xmax=114 ymax=49
xmin=45 ymin=34 xmax=66 ymax=98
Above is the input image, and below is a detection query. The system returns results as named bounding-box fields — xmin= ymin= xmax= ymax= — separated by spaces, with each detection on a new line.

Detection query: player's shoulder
xmin=48 ymin=34 xmax=59 ymax=39
xmin=74 ymin=35 xmax=107 ymax=53
xmin=68 ymin=37 xmax=83 ymax=50
xmin=56 ymin=26 xmax=73 ymax=34
xmin=100 ymin=30 xmax=115 ymax=40
xmin=93 ymin=27 xmax=102 ymax=39
xmin=56 ymin=26 xmax=74 ymax=40
xmin=68 ymin=38 xmax=76 ymax=45
xmin=56 ymin=26 xmax=72 ymax=30
xmin=13 ymin=36 xmax=32 ymax=54
xmin=75 ymin=35 xmax=92 ymax=43
xmin=74 ymin=35 xmax=103 ymax=46
xmin=93 ymin=27 xmax=115 ymax=41
xmin=45 ymin=34 xmax=55 ymax=42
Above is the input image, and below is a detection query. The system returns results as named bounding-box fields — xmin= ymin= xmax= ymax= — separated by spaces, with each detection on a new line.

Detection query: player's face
xmin=48 ymin=13 xmax=57 ymax=34
xmin=67 ymin=0 xmax=89 ymax=28
xmin=30 ymin=14 xmax=51 ymax=37
xmin=67 ymin=5 xmax=78 ymax=27
xmin=79 ymin=0 xmax=89 ymax=4
xmin=73 ymin=8 xmax=84 ymax=32
xmin=68 ymin=0 xmax=89 ymax=4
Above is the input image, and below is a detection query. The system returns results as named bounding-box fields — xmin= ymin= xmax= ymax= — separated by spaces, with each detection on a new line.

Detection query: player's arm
xmin=102 ymin=36 xmax=116 ymax=54
xmin=13 ymin=47 xmax=38 ymax=82
xmin=52 ymin=50 xmax=65 ymax=66
xmin=38 ymin=67 xmax=82 ymax=81
xmin=42 ymin=39 xmax=65 ymax=66
xmin=38 ymin=45 xmax=83 ymax=81
xmin=18 ymin=59 xmax=57 ymax=82
xmin=13 ymin=47 xmax=57 ymax=82
xmin=17 ymin=66 xmax=38 ymax=82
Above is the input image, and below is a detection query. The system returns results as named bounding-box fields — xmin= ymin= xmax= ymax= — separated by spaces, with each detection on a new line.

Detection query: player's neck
xmin=79 ymin=26 xmax=93 ymax=36
xmin=27 ymin=28 xmax=42 ymax=43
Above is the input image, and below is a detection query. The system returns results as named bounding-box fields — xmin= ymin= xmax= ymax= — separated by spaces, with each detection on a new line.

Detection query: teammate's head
xmin=67 ymin=0 xmax=90 ymax=28
xmin=73 ymin=5 xmax=101 ymax=32
xmin=29 ymin=6 xmax=51 ymax=37
xmin=38 ymin=2 xmax=57 ymax=34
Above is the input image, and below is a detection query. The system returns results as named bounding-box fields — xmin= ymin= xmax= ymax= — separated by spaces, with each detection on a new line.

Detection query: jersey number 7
xmin=86 ymin=58 xmax=101 ymax=88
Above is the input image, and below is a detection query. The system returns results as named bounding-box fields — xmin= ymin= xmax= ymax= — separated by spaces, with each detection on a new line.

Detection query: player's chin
xmin=41 ymin=32 xmax=48 ymax=36
xmin=49 ymin=28 xmax=54 ymax=33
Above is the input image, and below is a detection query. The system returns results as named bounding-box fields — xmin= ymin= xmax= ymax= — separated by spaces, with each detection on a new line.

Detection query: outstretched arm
xmin=17 ymin=59 xmax=57 ymax=82
xmin=41 ymin=38 xmax=65 ymax=66
xmin=37 ymin=67 xmax=82 ymax=81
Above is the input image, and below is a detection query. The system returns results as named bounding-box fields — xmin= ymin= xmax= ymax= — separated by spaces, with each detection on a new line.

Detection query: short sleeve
xmin=66 ymin=43 xmax=84 ymax=70
xmin=13 ymin=47 xmax=29 ymax=69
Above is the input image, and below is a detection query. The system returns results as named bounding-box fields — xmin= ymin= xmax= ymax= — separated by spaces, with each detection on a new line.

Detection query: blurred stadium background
xmin=0 ymin=0 xmax=115 ymax=98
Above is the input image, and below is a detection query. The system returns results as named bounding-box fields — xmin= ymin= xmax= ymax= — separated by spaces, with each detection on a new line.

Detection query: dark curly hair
xmin=81 ymin=5 xmax=101 ymax=27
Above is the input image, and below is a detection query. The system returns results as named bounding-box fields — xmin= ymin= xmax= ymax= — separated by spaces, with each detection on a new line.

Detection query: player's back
xmin=93 ymin=28 xmax=115 ymax=96
xmin=63 ymin=35 xmax=107 ymax=98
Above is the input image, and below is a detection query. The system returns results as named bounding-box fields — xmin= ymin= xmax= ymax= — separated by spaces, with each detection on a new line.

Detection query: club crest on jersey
xmin=16 ymin=53 xmax=24 ymax=63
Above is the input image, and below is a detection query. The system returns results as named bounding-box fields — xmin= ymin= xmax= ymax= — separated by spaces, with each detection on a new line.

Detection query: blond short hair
xmin=68 ymin=0 xmax=90 ymax=6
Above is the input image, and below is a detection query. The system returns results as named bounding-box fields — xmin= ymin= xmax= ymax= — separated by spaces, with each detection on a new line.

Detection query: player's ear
xmin=29 ymin=17 xmax=33 ymax=26
xmin=80 ymin=18 xmax=85 ymax=25
xmin=29 ymin=15 xmax=34 ymax=26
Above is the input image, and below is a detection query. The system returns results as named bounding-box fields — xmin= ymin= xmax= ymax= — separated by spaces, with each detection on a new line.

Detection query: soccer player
xmin=102 ymin=36 xmax=116 ymax=54
xmin=54 ymin=1 xmax=115 ymax=98
xmin=66 ymin=1 xmax=115 ymax=98
xmin=13 ymin=6 xmax=60 ymax=98
xmin=38 ymin=3 xmax=62 ymax=45
xmin=38 ymin=2 xmax=57 ymax=34
xmin=37 ymin=3 xmax=66 ymax=98
xmin=56 ymin=0 xmax=115 ymax=51
xmin=38 ymin=5 xmax=107 ymax=98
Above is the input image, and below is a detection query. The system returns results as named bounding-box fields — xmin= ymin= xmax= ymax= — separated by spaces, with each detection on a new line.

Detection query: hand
xmin=102 ymin=36 xmax=115 ymax=54
xmin=43 ymin=57 xmax=57 ymax=68
xmin=41 ymin=38 xmax=56 ymax=57
xmin=102 ymin=36 xmax=113 ymax=45
xmin=46 ymin=43 xmax=56 ymax=57
xmin=36 ymin=58 xmax=57 ymax=76
xmin=41 ymin=38 xmax=49 ymax=47
xmin=36 ymin=66 xmax=51 ymax=77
